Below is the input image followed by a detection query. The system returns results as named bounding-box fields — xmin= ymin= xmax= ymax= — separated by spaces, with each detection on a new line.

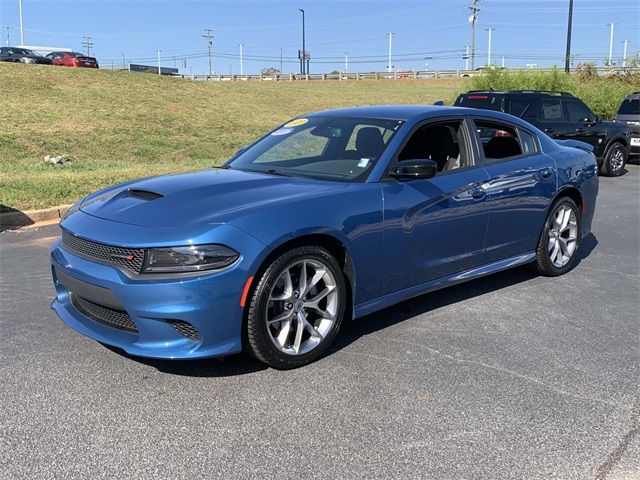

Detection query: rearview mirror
xmin=392 ymin=159 xmax=438 ymax=180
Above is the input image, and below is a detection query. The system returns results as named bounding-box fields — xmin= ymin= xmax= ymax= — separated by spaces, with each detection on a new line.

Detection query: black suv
xmin=455 ymin=90 xmax=630 ymax=176
xmin=614 ymin=92 xmax=639 ymax=158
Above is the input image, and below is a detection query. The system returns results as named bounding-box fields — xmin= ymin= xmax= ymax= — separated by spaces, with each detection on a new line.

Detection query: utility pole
xmin=202 ymin=27 xmax=213 ymax=77
xmin=564 ymin=0 xmax=574 ymax=73
xmin=387 ymin=32 xmax=393 ymax=72
xmin=18 ymin=0 xmax=24 ymax=45
xmin=622 ymin=40 xmax=629 ymax=67
xmin=239 ymin=43 xmax=244 ymax=76
xmin=157 ymin=49 xmax=161 ymax=75
xmin=2 ymin=26 xmax=9 ymax=46
xmin=486 ymin=27 xmax=494 ymax=67
xmin=280 ymin=47 xmax=283 ymax=73
xmin=501 ymin=56 xmax=505 ymax=68
xmin=299 ymin=9 xmax=306 ymax=75
xmin=465 ymin=45 xmax=469 ymax=70
xmin=608 ymin=22 xmax=616 ymax=65
xmin=344 ymin=51 xmax=349 ymax=73
xmin=81 ymin=36 xmax=93 ymax=56
xmin=468 ymin=0 xmax=480 ymax=70
xmin=121 ymin=53 xmax=126 ymax=68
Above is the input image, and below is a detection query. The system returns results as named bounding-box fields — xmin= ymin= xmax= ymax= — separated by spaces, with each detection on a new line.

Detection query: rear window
xmin=456 ymin=94 xmax=503 ymax=111
xmin=618 ymin=98 xmax=640 ymax=115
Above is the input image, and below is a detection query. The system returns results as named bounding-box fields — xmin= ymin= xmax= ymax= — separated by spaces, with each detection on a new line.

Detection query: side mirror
xmin=391 ymin=159 xmax=438 ymax=180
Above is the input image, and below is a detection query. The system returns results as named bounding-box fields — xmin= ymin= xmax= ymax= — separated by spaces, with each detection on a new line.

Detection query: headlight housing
xmin=143 ymin=244 xmax=239 ymax=273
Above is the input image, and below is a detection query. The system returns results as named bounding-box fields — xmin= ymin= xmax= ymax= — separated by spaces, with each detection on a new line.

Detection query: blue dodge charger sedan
xmin=51 ymin=105 xmax=598 ymax=369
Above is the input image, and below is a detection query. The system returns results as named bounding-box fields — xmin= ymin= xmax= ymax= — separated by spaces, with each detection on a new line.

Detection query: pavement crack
xmin=388 ymin=338 xmax=623 ymax=408
xmin=594 ymin=394 xmax=640 ymax=480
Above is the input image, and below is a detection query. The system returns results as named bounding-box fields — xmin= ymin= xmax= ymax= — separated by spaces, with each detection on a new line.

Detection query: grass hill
xmin=0 ymin=64 xmax=462 ymax=211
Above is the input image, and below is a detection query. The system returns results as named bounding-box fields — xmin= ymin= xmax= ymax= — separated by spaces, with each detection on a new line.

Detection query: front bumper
xmin=50 ymin=221 xmax=265 ymax=359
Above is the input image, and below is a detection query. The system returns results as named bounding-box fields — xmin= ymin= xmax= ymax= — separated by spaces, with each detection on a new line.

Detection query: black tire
xmin=534 ymin=197 xmax=581 ymax=276
xmin=601 ymin=142 xmax=627 ymax=177
xmin=246 ymin=245 xmax=346 ymax=369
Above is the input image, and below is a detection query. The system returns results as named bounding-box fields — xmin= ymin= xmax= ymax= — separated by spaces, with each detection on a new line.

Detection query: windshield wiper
xmin=264 ymin=169 xmax=294 ymax=177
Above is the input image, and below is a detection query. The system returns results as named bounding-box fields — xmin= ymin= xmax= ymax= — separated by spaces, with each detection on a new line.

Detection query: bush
xmin=456 ymin=66 xmax=640 ymax=119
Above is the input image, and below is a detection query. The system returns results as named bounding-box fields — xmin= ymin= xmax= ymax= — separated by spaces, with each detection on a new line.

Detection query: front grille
xmin=71 ymin=294 xmax=138 ymax=333
xmin=169 ymin=320 xmax=201 ymax=342
xmin=62 ymin=230 xmax=145 ymax=274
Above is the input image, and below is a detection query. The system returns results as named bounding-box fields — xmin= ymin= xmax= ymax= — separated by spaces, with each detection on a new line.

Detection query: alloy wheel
xmin=266 ymin=259 xmax=338 ymax=355
xmin=610 ymin=148 xmax=625 ymax=173
xmin=547 ymin=205 xmax=578 ymax=268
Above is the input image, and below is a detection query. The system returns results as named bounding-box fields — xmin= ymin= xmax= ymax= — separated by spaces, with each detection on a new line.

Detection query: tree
xmin=261 ymin=67 xmax=280 ymax=76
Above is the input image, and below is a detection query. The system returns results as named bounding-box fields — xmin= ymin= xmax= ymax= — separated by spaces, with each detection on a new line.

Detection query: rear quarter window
xmin=618 ymin=98 xmax=639 ymax=115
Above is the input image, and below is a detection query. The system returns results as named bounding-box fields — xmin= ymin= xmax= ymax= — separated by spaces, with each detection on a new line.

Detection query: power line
xmin=202 ymin=27 xmax=213 ymax=76
xmin=81 ymin=36 xmax=93 ymax=56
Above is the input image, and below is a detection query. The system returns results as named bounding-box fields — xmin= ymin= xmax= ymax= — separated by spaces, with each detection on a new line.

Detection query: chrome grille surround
xmin=61 ymin=230 xmax=145 ymax=274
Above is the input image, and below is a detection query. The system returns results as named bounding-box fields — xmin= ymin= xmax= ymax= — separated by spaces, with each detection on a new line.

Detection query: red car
xmin=46 ymin=51 xmax=99 ymax=68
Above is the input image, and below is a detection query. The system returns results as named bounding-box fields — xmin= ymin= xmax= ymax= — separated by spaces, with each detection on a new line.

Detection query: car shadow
xmin=0 ymin=205 xmax=34 ymax=232
xmin=102 ymin=233 xmax=598 ymax=377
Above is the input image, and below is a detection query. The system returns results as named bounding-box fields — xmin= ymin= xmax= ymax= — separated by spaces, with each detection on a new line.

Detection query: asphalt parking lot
xmin=1 ymin=165 xmax=638 ymax=480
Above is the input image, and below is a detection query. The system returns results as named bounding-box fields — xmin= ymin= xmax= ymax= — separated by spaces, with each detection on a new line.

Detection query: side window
xmin=397 ymin=120 xmax=469 ymax=173
xmin=538 ymin=100 xmax=563 ymax=122
xmin=509 ymin=100 xmax=531 ymax=117
xmin=518 ymin=129 xmax=537 ymax=155
xmin=564 ymin=101 xmax=594 ymax=123
xmin=474 ymin=120 xmax=523 ymax=160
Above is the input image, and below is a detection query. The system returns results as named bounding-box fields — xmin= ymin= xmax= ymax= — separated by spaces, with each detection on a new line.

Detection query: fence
xmin=183 ymin=66 xmax=639 ymax=82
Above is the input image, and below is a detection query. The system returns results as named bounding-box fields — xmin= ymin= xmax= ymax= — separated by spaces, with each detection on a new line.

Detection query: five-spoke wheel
xmin=246 ymin=246 xmax=346 ymax=369
xmin=535 ymin=197 xmax=582 ymax=276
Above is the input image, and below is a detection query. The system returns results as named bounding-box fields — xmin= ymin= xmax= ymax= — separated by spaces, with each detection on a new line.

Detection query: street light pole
xmin=608 ymin=22 xmax=616 ymax=65
xmin=239 ymin=43 xmax=244 ymax=76
xmin=299 ymin=9 xmax=305 ymax=75
xmin=564 ymin=0 xmax=574 ymax=73
xmin=344 ymin=51 xmax=349 ymax=73
xmin=387 ymin=32 xmax=393 ymax=72
xmin=622 ymin=40 xmax=629 ymax=67
xmin=18 ymin=0 xmax=24 ymax=45
xmin=486 ymin=27 xmax=494 ymax=67
xmin=157 ymin=49 xmax=161 ymax=76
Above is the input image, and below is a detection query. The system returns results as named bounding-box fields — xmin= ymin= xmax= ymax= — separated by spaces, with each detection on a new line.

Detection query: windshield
xmin=618 ymin=98 xmax=639 ymax=115
xmin=227 ymin=116 xmax=404 ymax=181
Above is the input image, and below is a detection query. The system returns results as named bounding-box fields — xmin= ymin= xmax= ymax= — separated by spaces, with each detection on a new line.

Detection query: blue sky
xmin=0 ymin=0 xmax=638 ymax=74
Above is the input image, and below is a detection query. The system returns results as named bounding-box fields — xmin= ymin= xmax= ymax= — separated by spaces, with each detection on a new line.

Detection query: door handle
xmin=543 ymin=128 xmax=554 ymax=133
xmin=470 ymin=186 xmax=486 ymax=199
xmin=575 ymin=128 xmax=584 ymax=133
xmin=541 ymin=168 xmax=553 ymax=179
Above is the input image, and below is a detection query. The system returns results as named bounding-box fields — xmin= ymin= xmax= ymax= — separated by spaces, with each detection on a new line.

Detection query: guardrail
xmin=183 ymin=66 xmax=639 ymax=82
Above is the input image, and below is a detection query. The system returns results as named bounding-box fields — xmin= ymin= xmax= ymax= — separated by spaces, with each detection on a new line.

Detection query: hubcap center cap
xmin=293 ymin=300 xmax=303 ymax=312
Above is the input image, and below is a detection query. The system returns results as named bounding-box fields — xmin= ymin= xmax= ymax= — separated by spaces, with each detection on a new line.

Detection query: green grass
xmin=0 ymin=64 xmax=463 ymax=211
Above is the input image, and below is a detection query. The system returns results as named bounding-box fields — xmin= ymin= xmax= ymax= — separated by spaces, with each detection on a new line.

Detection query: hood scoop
xmin=126 ymin=189 xmax=164 ymax=201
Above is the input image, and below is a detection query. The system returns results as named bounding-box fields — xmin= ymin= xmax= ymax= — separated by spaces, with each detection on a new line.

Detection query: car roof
xmin=306 ymin=105 xmax=493 ymax=121
xmin=460 ymin=90 xmax=575 ymax=98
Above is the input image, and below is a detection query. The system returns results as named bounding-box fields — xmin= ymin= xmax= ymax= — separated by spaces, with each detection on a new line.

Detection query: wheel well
xmin=605 ymin=138 xmax=627 ymax=156
xmin=554 ymin=187 xmax=583 ymax=213
xmin=247 ymin=233 xmax=355 ymax=314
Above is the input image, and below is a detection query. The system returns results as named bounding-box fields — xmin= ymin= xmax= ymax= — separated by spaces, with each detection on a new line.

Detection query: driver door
xmin=381 ymin=118 xmax=490 ymax=294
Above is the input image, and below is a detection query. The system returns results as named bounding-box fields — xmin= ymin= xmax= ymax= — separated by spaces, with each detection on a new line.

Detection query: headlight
xmin=143 ymin=244 xmax=239 ymax=273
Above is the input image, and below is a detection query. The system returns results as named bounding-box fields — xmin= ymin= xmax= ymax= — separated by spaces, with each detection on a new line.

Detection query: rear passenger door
xmin=533 ymin=99 xmax=570 ymax=139
xmin=472 ymin=118 xmax=557 ymax=262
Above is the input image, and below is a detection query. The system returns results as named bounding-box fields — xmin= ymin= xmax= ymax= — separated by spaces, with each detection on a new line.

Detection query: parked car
xmin=0 ymin=46 xmax=52 ymax=64
xmin=46 ymin=51 xmax=99 ymax=68
xmin=51 ymin=106 xmax=598 ymax=369
xmin=455 ymin=90 xmax=630 ymax=176
xmin=614 ymin=92 xmax=639 ymax=158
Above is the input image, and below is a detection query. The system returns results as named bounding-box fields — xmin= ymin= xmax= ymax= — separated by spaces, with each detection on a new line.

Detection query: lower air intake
xmin=169 ymin=320 xmax=201 ymax=342
xmin=71 ymin=294 xmax=138 ymax=333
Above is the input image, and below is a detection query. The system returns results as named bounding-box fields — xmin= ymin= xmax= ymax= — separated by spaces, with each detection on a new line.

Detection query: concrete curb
xmin=0 ymin=204 xmax=72 ymax=230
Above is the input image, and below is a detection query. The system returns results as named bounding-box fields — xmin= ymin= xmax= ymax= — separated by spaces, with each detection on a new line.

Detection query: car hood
xmin=79 ymin=168 xmax=347 ymax=228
